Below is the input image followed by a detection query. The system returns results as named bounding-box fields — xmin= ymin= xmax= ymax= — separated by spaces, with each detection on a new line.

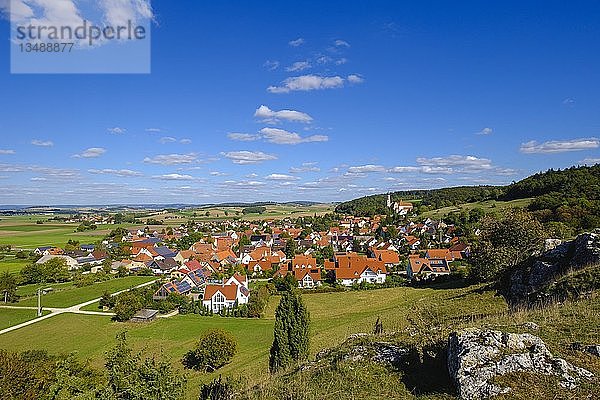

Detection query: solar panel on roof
xmin=176 ymin=281 xmax=192 ymax=293
xmin=240 ymin=286 xmax=250 ymax=297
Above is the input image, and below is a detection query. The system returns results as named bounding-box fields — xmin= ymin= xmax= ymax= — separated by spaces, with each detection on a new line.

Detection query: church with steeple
xmin=387 ymin=193 xmax=414 ymax=216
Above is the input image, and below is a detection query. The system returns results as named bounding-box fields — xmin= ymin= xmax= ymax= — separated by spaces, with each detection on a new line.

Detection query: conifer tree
xmin=269 ymin=289 xmax=310 ymax=373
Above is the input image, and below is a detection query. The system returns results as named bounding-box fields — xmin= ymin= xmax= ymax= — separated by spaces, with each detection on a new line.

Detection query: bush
xmin=199 ymin=376 xmax=235 ymax=400
xmin=241 ymin=206 xmax=266 ymax=215
xmin=99 ymin=291 xmax=115 ymax=309
xmin=20 ymin=258 xmax=70 ymax=284
xmin=113 ymin=291 xmax=142 ymax=322
xmin=182 ymin=329 xmax=237 ymax=372
xmin=246 ymin=285 xmax=271 ymax=318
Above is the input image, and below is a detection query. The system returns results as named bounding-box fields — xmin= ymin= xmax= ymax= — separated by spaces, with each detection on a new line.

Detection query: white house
xmin=335 ymin=265 xmax=387 ymax=287
xmin=202 ymin=283 xmax=249 ymax=313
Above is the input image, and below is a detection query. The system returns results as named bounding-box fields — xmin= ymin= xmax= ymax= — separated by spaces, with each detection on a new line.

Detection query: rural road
xmin=0 ymin=279 xmax=158 ymax=335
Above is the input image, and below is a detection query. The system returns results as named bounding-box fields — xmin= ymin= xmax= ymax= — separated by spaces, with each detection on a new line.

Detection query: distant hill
xmin=501 ymin=164 xmax=600 ymax=201
xmin=335 ymin=186 xmax=505 ymax=216
xmin=335 ymin=164 xmax=600 ymax=231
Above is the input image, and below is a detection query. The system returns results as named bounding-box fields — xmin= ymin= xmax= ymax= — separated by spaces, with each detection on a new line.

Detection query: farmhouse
xmin=36 ymin=254 xmax=79 ymax=270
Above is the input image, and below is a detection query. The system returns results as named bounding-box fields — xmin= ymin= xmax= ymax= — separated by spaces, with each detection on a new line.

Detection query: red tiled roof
xmin=203 ymin=284 xmax=237 ymax=301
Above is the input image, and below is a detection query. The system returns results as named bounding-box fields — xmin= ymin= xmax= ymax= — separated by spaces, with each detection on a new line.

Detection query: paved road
xmin=0 ymin=279 xmax=158 ymax=335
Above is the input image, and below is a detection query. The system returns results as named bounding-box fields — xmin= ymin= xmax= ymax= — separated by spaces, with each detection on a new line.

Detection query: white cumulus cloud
xmin=259 ymin=127 xmax=328 ymax=145
xmin=347 ymin=74 xmax=364 ymax=84
xmin=520 ymin=138 xmax=600 ymax=154
xmin=159 ymin=136 xmax=177 ymax=144
xmin=108 ymin=127 xmax=126 ymax=134
xmin=221 ymin=151 xmax=278 ymax=165
xmin=290 ymin=162 xmax=320 ymax=173
xmin=265 ymin=174 xmax=300 ymax=181
xmin=73 ymin=147 xmax=106 ymax=158
xmin=254 ymin=105 xmax=313 ymax=123
xmin=227 ymin=133 xmax=261 ymax=142
xmin=143 ymin=153 xmax=198 ymax=165
xmin=288 ymin=38 xmax=305 ymax=47
xmin=31 ymin=139 xmax=54 ymax=147
xmin=286 ymin=61 xmax=311 ymax=72
xmin=268 ymin=75 xmax=345 ymax=93
xmin=334 ymin=39 xmax=350 ymax=47
xmin=88 ymin=168 xmax=143 ymax=177
xmin=348 ymin=165 xmax=386 ymax=173
xmin=153 ymin=173 xmax=197 ymax=181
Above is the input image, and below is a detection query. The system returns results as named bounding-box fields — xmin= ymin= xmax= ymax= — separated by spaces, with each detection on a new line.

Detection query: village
xmin=28 ymin=196 xmax=470 ymax=317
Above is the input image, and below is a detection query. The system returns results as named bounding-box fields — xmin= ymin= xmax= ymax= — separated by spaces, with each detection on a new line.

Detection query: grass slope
xmin=0 ymin=308 xmax=50 ymax=330
xmin=0 ymin=283 xmax=507 ymax=399
xmin=1 ymin=283 xmax=597 ymax=399
xmin=421 ymin=198 xmax=532 ymax=220
xmin=13 ymin=276 xmax=156 ymax=308
xmin=0 ymin=257 xmax=30 ymax=274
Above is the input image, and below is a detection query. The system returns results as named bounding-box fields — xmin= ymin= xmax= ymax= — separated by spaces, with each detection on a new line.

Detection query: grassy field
xmin=1 ymin=283 xmax=598 ymax=399
xmin=160 ymin=204 xmax=334 ymax=223
xmin=422 ymin=198 xmax=533 ymax=220
xmin=0 ymin=308 xmax=50 ymax=330
xmin=0 ymin=224 xmax=109 ymax=250
xmin=16 ymin=281 xmax=75 ymax=298
xmin=13 ymin=276 xmax=156 ymax=308
xmin=0 ymin=283 xmax=509 ymax=398
xmin=0 ymin=256 xmax=30 ymax=273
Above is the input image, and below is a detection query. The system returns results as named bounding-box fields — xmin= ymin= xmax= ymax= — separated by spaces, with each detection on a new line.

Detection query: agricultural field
xmin=0 ymin=216 xmax=111 ymax=249
xmin=160 ymin=204 xmax=334 ymax=223
xmin=13 ymin=276 xmax=157 ymax=308
xmin=0 ymin=256 xmax=30 ymax=274
xmin=421 ymin=198 xmax=533 ymax=220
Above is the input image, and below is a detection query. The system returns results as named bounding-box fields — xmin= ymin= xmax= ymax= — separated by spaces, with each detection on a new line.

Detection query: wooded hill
xmin=335 ymin=165 xmax=600 ymax=232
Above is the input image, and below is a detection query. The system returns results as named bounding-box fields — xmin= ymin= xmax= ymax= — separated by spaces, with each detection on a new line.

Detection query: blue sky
xmin=0 ymin=0 xmax=599 ymax=205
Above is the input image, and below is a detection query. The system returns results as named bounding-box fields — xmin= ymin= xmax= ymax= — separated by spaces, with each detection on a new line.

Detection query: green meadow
xmin=0 ymin=284 xmax=508 ymax=398
xmin=13 ymin=276 xmax=156 ymax=308
xmin=0 ymin=216 xmax=136 ymax=250
xmin=1 ymin=282 xmax=598 ymax=399
xmin=421 ymin=198 xmax=533 ymax=220
xmin=0 ymin=257 xmax=30 ymax=274
xmin=0 ymin=308 xmax=50 ymax=330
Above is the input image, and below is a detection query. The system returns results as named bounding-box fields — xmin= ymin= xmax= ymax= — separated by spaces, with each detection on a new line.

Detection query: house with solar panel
xmin=152 ymin=280 xmax=193 ymax=300
xmin=153 ymin=269 xmax=209 ymax=300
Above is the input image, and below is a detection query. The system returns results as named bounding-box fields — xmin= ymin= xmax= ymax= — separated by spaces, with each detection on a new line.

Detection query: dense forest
xmin=504 ymin=165 xmax=600 ymax=232
xmin=335 ymin=165 xmax=600 ymax=232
